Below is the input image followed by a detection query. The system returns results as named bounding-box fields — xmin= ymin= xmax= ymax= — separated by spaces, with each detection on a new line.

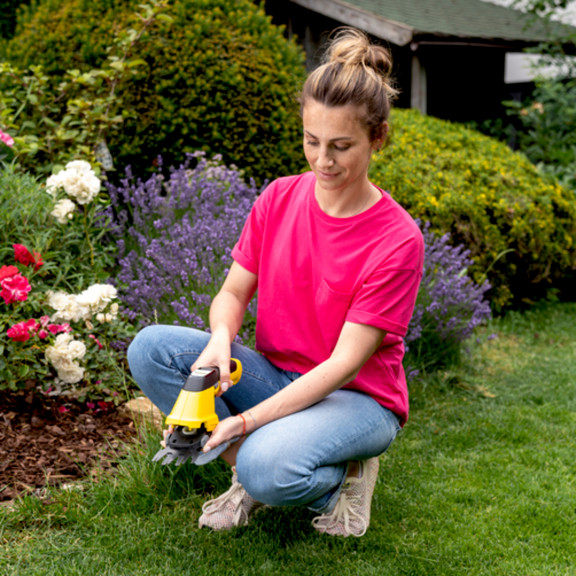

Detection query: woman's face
xmin=302 ymin=100 xmax=383 ymax=198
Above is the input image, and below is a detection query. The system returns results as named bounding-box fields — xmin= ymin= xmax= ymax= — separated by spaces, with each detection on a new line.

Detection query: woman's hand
xmin=203 ymin=414 xmax=247 ymax=454
xmin=190 ymin=334 xmax=233 ymax=396
xmin=194 ymin=261 xmax=257 ymax=395
xmin=161 ymin=424 xmax=174 ymax=448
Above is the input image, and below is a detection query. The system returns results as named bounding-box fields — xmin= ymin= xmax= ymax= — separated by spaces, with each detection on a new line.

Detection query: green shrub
xmin=0 ymin=2 xmax=170 ymax=177
xmin=0 ymin=164 xmax=114 ymax=291
xmin=1 ymin=0 xmax=307 ymax=183
xmin=370 ymin=109 xmax=576 ymax=311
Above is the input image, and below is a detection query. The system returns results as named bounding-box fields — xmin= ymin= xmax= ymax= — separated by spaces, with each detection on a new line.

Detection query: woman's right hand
xmin=161 ymin=424 xmax=174 ymax=448
xmin=190 ymin=333 xmax=233 ymax=395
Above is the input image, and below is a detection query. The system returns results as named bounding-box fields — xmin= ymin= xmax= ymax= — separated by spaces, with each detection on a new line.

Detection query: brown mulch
xmin=0 ymin=389 xmax=139 ymax=502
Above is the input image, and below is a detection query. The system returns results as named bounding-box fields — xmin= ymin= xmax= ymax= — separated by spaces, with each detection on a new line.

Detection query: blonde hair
xmin=300 ymin=28 xmax=398 ymax=141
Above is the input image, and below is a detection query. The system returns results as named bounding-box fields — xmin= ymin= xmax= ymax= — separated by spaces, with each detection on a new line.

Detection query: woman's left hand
xmin=203 ymin=415 xmax=246 ymax=454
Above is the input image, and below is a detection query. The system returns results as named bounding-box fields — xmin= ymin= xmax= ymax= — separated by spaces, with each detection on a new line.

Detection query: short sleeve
xmin=346 ymin=232 xmax=424 ymax=337
xmin=231 ymin=185 xmax=271 ymax=275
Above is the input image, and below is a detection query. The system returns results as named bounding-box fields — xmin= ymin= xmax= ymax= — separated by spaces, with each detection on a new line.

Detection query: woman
xmin=128 ymin=27 xmax=424 ymax=538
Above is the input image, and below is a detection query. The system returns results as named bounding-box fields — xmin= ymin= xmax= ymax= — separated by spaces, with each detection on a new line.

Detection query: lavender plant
xmin=107 ymin=156 xmax=490 ymax=372
xmin=106 ymin=153 xmax=261 ymax=336
xmin=406 ymin=221 xmax=492 ymax=372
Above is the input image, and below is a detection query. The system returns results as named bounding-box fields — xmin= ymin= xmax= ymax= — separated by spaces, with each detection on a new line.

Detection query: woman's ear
xmin=372 ymin=122 xmax=389 ymax=150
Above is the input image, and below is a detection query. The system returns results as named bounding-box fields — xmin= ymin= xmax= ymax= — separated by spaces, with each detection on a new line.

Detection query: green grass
xmin=1 ymin=301 xmax=576 ymax=575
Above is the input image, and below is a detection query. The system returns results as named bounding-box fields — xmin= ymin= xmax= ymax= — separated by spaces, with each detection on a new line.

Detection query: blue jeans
xmin=127 ymin=325 xmax=401 ymax=513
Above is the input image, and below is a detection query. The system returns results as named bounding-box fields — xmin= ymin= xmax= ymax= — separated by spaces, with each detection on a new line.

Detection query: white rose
xmin=67 ymin=339 xmax=87 ymax=360
xmin=77 ymin=284 xmax=117 ymax=310
xmin=50 ymin=198 xmax=76 ymax=224
xmin=55 ymin=362 xmax=85 ymax=384
xmin=48 ymin=291 xmax=90 ymax=323
xmin=46 ymin=172 xmax=65 ymax=196
xmin=65 ymin=160 xmax=93 ymax=173
xmin=47 ymin=290 xmax=69 ymax=310
xmin=46 ymin=160 xmax=101 ymax=205
xmin=97 ymin=302 xmax=119 ymax=323
xmin=46 ymin=334 xmax=87 ymax=384
xmin=45 ymin=333 xmax=73 ymax=364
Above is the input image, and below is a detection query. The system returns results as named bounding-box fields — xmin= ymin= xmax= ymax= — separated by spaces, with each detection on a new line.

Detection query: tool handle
xmin=182 ymin=359 xmax=243 ymax=393
xmin=213 ymin=358 xmax=242 ymax=394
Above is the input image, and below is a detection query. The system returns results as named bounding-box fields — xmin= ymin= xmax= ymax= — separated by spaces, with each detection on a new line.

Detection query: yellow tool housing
xmin=165 ymin=359 xmax=242 ymax=432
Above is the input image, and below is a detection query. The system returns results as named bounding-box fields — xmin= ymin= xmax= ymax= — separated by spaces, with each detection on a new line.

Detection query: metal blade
xmin=151 ymin=431 xmax=243 ymax=467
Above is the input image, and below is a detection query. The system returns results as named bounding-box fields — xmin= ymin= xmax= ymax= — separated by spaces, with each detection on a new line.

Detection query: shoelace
xmin=312 ymin=480 xmax=367 ymax=534
xmin=201 ymin=480 xmax=255 ymax=526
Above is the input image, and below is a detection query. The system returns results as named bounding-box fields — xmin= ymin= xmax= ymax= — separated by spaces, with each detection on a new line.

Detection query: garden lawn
xmin=1 ymin=302 xmax=575 ymax=576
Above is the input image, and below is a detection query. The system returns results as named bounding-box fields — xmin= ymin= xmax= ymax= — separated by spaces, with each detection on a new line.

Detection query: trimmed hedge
xmin=370 ymin=109 xmax=576 ymax=310
xmin=1 ymin=0 xmax=307 ymax=183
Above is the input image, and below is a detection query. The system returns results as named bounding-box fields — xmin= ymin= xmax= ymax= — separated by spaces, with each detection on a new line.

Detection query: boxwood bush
xmin=1 ymin=0 xmax=307 ymax=183
xmin=370 ymin=109 xmax=576 ymax=311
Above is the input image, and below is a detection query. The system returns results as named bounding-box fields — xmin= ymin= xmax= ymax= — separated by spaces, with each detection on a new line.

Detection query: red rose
xmin=0 ymin=273 xmax=32 ymax=304
xmin=13 ymin=244 xmax=43 ymax=270
xmin=7 ymin=319 xmax=39 ymax=342
xmin=0 ymin=265 xmax=19 ymax=283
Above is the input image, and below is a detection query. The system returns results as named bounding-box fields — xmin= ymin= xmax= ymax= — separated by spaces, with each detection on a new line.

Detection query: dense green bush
xmin=1 ymin=0 xmax=307 ymax=183
xmin=370 ymin=109 xmax=576 ymax=311
xmin=1 ymin=0 xmax=136 ymax=71
xmin=0 ymin=2 xmax=170 ymax=176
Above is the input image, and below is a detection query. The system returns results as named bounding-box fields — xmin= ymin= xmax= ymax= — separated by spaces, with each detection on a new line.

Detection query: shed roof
xmin=291 ymin=0 xmax=572 ymax=46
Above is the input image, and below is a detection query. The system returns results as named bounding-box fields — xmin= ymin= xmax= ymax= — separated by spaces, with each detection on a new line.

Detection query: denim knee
xmin=236 ymin=444 xmax=309 ymax=506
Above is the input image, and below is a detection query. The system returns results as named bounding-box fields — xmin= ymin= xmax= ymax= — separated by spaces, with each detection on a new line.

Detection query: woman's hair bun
xmin=300 ymin=26 xmax=398 ymax=131
xmin=324 ymin=27 xmax=393 ymax=80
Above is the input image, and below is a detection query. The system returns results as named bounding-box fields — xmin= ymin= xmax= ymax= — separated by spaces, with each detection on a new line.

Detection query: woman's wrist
xmin=237 ymin=410 xmax=257 ymax=436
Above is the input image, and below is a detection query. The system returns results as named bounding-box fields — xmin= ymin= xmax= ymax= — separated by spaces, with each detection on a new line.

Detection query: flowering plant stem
xmin=84 ymin=210 xmax=95 ymax=267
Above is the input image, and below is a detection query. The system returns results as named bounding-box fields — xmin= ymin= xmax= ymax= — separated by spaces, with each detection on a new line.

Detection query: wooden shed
xmin=263 ymin=0 xmax=572 ymax=124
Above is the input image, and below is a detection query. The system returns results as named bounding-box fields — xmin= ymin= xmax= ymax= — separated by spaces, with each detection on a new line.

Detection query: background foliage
xmin=0 ymin=165 xmax=114 ymax=292
xmin=504 ymin=75 xmax=576 ymax=192
xmin=0 ymin=165 xmax=133 ymax=396
xmin=0 ymin=1 xmax=171 ymax=176
xmin=105 ymin=153 xmax=259 ymax=338
xmin=0 ymin=0 xmax=30 ymax=39
xmin=0 ymin=0 xmax=307 ymax=183
xmin=371 ymin=108 xmax=576 ymax=311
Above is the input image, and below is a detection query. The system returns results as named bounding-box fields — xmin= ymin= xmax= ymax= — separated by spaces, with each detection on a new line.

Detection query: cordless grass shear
xmin=152 ymin=359 xmax=242 ymax=466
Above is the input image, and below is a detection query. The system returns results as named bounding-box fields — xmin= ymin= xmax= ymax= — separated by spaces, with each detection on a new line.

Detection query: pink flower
xmin=58 ymin=406 xmax=70 ymax=413
xmin=1 ymin=273 xmax=31 ymax=304
xmin=89 ymin=334 xmax=104 ymax=349
xmin=7 ymin=319 xmax=39 ymax=342
xmin=0 ymin=265 xmax=19 ymax=283
xmin=48 ymin=323 xmax=71 ymax=334
xmin=0 ymin=129 xmax=14 ymax=147
xmin=37 ymin=319 xmax=71 ymax=339
xmin=13 ymin=244 xmax=43 ymax=270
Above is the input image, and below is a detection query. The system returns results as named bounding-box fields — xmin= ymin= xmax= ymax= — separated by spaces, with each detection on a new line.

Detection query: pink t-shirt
xmin=232 ymin=172 xmax=424 ymax=425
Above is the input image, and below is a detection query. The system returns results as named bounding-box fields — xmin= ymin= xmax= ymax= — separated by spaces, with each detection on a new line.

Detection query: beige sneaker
xmin=198 ymin=467 xmax=264 ymax=530
xmin=311 ymin=457 xmax=380 ymax=537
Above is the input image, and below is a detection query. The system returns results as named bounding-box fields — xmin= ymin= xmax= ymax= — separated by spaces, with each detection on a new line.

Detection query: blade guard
xmin=165 ymin=359 xmax=242 ymax=432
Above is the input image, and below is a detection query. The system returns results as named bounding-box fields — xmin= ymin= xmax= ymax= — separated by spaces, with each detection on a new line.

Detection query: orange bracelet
xmin=238 ymin=413 xmax=247 ymax=436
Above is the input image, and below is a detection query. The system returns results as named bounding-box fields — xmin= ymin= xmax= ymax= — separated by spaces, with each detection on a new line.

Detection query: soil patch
xmin=0 ymin=389 xmax=138 ymax=502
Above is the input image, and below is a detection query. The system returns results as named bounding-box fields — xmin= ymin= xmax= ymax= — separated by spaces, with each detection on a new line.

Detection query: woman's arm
xmin=203 ymin=320 xmax=386 ymax=451
xmin=191 ymin=261 xmax=257 ymax=387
